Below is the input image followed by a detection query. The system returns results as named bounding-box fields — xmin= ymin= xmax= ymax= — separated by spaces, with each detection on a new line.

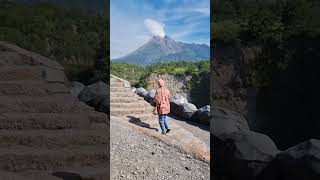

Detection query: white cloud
xmin=110 ymin=0 xmax=210 ymax=59
xmin=144 ymin=19 xmax=166 ymax=37
xmin=110 ymin=7 xmax=151 ymax=59
xmin=191 ymin=7 xmax=210 ymax=16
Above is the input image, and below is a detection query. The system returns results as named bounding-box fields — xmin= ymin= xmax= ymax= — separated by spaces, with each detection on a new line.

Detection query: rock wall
xmin=212 ymin=41 xmax=260 ymax=129
xmin=146 ymin=73 xmax=192 ymax=101
xmin=212 ymin=41 xmax=320 ymax=179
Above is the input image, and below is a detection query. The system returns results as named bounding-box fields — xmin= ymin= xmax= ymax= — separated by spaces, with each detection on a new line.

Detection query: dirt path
xmin=110 ymin=76 xmax=210 ymax=179
xmin=110 ymin=118 xmax=210 ymax=180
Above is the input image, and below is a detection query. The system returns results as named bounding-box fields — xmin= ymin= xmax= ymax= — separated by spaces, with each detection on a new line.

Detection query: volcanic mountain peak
xmin=114 ymin=35 xmax=209 ymax=64
xmin=136 ymin=35 xmax=183 ymax=54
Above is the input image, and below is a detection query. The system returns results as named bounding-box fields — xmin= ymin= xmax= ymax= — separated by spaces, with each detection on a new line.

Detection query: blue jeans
xmin=158 ymin=114 xmax=169 ymax=133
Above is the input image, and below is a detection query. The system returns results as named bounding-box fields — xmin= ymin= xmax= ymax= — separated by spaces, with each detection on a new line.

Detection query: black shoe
xmin=166 ymin=129 xmax=171 ymax=133
xmin=162 ymin=132 xmax=166 ymax=135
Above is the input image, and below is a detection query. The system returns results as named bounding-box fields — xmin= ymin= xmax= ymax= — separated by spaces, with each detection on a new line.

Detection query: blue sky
xmin=110 ymin=0 xmax=210 ymax=59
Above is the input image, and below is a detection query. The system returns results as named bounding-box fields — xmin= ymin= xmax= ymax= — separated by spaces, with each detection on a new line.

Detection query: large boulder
xmin=135 ymin=87 xmax=148 ymax=98
xmin=78 ymin=81 xmax=109 ymax=113
xmin=147 ymin=89 xmax=156 ymax=105
xmin=169 ymin=95 xmax=188 ymax=116
xmin=70 ymin=81 xmax=85 ymax=98
xmin=180 ymin=103 xmax=197 ymax=120
xmin=214 ymin=131 xmax=280 ymax=180
xmin=170 ymin=95 xmax=188 ymax=105
xmin=212 ymin=106 xmax=249 ymax=140
xmin=192 ymin=105 xmax=210 ymax=124
xmin=169 ymin=95 xmax=197 ymax=120
xmin=257 ymin=139 xmax=320 ymax=180
xmin=212 ymin=107 xmax=280 ymax=180
xmin=234 ymin=131 xmax=280 ymax=161
xmin=148 ymin=89 xmax=156 ymax=99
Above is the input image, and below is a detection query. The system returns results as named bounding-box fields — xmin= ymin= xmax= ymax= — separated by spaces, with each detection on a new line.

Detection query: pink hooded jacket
xmin=154 ymin=79 xmax=171 ymax=115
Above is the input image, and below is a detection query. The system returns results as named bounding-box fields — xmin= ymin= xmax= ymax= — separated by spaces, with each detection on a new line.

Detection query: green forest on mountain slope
xmin=111 ymin=61 xmax=210 ymax=107
xmin=213 ymin=0 xmax=320 ymax=89
xmin=0 ymin=1 xmax=108 ymax=85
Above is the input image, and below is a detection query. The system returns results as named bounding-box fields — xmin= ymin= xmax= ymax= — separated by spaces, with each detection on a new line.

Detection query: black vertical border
xmin=210 ymin=0 xmax=214 ymax=179
xmin=104 ymin=0 xmax=111 ymax=177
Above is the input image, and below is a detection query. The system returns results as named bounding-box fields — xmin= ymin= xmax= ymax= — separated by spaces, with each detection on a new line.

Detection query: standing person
xmin=154 ymin=79 xmax=171 ymax=134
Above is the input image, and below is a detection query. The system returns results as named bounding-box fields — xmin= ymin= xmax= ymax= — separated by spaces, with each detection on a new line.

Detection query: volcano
xmin=113 ymin=35 xmax=210 ymax=64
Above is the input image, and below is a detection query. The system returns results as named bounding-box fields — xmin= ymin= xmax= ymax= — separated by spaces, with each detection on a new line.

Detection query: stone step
xmin=0 ymin=51 xmax=41 ymax=66
xmin=110 ymin=102 xmax=151 ymax=108
xmin=0 ymin=95 xmax=93 ymax=113
xmin=110 ymin=78 xmax=121 ymax=82
xmin=110 ymin=87 xmax=131 ymax=92
xmin=110 ymin=107 xmax=153 ymax=116
xmin=0 ymin=80 xmax=69 ymax=96
xmin=0 ymin=113 xmax=106 ymax=130
xmin=110 ymin=92 xmax=137 ymax=97
xmin=0 ymin=146 xmax=108 ymax=172
xmin=110 ymin=81 xmax=125 ymax=87
xmin=0 ymin=66 xmax=44 ymax=81
xmin=110 ymin=97 xmax=144 ymax=103
xmin=0 ymin=129 xmax=108 ymax=148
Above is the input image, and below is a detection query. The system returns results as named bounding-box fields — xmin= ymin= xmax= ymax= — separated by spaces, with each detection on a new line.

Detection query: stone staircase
xmin=110 ymin=75 xmax=210 ymax=162
xmin=0 ymin=42 xmax=109 ymax=179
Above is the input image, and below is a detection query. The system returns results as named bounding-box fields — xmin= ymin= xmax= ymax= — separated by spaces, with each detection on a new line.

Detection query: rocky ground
xmin=110 ymin=119 xmax=210 ymax=180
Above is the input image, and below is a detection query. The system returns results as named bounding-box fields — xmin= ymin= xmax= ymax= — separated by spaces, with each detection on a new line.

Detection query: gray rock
xmin=132 ymin=88 xmax=137 ymax=94
xmin=78 ymin=81 xmax=109 ymax=113
xmin=170 ymin=95 xmax=188 ymax=106
xmin=212 ymin=106 xmax=249 ymax=140
xmin=147 ymin=89 xmax=156 ymax=105
xmin=135 ymin=87 xmax=148 ymax=97
xmin=257 ymin=139 xmax=320 ymax=180
xmin=212 ymin=107 xmax=280 ymax=180
xmin=70 ymin=81 xmax=85 ymax=98
xmin=192 ymin=105 xmax=210 ymax=124
xmin=148 ymin=89 xmax=156 ymax=99
xmin=234 ymin=131 xmax=280 ymax=161
xmin=214 ymin=132 xmax=280 ymax=180
xmin=169 ymin=95 xmax=188 ymax=116
xmin=180 ymin=103 xmax=197 ymax=120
